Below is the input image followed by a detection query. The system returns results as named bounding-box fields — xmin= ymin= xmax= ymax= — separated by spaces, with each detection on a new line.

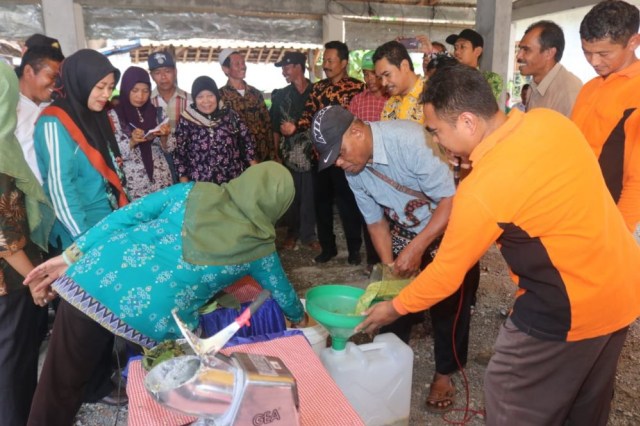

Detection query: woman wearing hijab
xmin=32 ymin=49 xmax=129 ymax=407
xmin=0 ymin=62 xmax=55 ymax=425
xmin=109 ymin=66 xmax=173 ymax=200
xmin=25 ymin=162 xmax=306 ymax=425
xmin=33 ymin=49 xmax=128 ymax=254
xmin=174 ymin=76 xmax=257 ymax=184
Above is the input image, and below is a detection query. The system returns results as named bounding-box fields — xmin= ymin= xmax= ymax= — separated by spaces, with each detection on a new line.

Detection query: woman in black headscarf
xmin=174 ymin=76 xmax=257 ymax=184
xmin=32 ymin=49 xmax=129 ymax=409
xmin=109 ymin=66 xmax=173 ymax=199
xmin=34 ymin=49 xmax=128 ymax=253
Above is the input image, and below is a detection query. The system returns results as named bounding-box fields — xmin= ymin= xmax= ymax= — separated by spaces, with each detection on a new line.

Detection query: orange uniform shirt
xmin=571 ymin=60 xmax=640 ymax=231
xmin=394 ymin=109 xmax=640 ymax=342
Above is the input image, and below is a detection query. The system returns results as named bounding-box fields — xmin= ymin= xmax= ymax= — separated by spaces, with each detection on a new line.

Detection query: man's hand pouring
xmin=355 ymin=300 xmax=402 ymax=336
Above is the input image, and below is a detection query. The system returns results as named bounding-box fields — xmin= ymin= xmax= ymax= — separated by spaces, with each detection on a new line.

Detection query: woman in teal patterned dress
xmin=25 ymin=161 xmax=305 ymax=425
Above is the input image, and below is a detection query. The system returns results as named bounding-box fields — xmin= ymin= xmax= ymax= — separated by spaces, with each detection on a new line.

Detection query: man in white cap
xmin=219 ymin=48 xmax=275 ymax=162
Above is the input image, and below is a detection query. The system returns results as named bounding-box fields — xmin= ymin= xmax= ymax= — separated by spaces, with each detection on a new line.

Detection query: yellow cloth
xmin=355 ymin=264 xmax=412 ymax=314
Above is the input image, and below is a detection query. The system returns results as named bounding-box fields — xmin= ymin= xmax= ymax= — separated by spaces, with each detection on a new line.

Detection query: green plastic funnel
xmin=305 ymin=285 xmax=365 ymax=351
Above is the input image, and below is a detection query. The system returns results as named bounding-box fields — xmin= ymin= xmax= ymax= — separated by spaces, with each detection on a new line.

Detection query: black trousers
xmin=284 ymin=169 xmax=317 ymax=244
xmin=0 ymin=287 xmax=44 ymax=426
xmin=432 ymin=262 xmax=478 ymax=374
xmin=315 ymin=165 xmax=363 ymax=255
xmin=28 ymin=300 xmax=114 ymax=426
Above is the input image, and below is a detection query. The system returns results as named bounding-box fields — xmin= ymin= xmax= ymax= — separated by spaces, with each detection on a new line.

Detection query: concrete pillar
xmin=41 ymin=0 xmax=86 ymax=55
xmin=322 ymin=14 xmax=345 ymax=44
xmin=315 ymin=15 xmax=346 ymax=80
xmin=476 ymin=0 xmax=512 ymax=103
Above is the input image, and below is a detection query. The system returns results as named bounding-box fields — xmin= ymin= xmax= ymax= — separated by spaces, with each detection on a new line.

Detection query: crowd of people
xmin=0 ymin=0 xmax=639 ymax=425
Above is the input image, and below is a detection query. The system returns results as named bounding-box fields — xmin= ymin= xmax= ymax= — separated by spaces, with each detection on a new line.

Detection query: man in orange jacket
xmin=359 ymin=63 xmax=640 ymax=425
xmin=572 ymin=0 xmax=640 ymax=232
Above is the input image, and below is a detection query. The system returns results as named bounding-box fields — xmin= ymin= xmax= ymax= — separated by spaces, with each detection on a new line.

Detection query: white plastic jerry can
xmin=320 ymin=333 xmax=413 ymax=426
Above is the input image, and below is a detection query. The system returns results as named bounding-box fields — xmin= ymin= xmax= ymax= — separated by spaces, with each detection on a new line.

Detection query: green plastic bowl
xmin=305 ymin=285 xmax=365 ymax=350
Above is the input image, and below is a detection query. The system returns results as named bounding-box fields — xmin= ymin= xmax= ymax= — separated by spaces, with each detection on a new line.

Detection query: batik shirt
xmin=298 ymin=76 xmax=364 ymax=131
xmin=174 ymin=105 xmax=256 ymax=185
xmin=108 ymin=109 xmax=175 ymax=200
xmin=381 ymin=77 xmax=425 ymax=123
xmin=0 ymin=173 xmax=41 ymax=295
xmin=220 ymin=82 xmax=274 ymax=162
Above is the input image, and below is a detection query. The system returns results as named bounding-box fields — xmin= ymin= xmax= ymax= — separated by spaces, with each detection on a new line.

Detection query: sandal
xmin=425 ymin=375 xmax=455 ymax=413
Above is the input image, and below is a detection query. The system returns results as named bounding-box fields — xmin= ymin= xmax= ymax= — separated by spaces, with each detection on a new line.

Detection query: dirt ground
xmin=73 ymin=226 xmax=640 ymax=425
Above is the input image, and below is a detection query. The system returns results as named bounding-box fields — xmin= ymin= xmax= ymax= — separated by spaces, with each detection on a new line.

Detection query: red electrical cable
xmin=439 ymin=273 xmax=486 ymax=425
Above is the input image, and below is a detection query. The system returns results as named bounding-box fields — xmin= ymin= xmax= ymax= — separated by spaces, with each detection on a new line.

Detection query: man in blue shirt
xmin=311 ymin=105 xmax=476 ymax=412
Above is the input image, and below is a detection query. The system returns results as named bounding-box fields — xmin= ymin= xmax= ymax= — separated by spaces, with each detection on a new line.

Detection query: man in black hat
xmin=23 ymin=33 xmax=63 ymax=55
xmin=148 ymin=49 xmax=190 ymax=183
xmin=148 ymin=50 xmax=191 ymax=134
xmin=270 ymin=51 xmax=320 ymax=251
xmin=446 ymin=29 xmax=503 ymax=100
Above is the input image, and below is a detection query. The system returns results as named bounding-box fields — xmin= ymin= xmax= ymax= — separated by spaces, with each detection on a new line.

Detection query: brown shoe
xmin=305 ymin=241 xmax=321 ymax=251
xmin=281 ymin=237 xmax=297 ymax=250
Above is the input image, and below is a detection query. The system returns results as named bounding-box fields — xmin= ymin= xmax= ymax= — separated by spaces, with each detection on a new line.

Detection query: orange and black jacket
xmin=394 ymin=109 xmax=640 ymax=342
xmin=572 ymin=61 xmax=640 ymax=232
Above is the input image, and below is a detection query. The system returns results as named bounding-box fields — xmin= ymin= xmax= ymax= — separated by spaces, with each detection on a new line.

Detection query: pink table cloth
xmin=127 ymin=334 xmax=365 ymax=426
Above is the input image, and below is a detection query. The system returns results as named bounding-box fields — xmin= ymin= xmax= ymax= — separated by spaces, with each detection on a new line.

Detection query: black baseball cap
xmin=148 ymin=50 xmax=176 ymax=71
xmin=275 ymin=51 xmax=306 ymax=67
xmin=446 ymin=29 xmax=484 ymax=48
xmin=311 ymin=106 xmax=355 ymax=171
xmin=25 ymin=33 xmax=62 ymax=53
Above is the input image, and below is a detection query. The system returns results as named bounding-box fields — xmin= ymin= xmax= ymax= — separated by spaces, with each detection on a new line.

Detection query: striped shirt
xmin=150 ymin=87 xmax=192 ymax=131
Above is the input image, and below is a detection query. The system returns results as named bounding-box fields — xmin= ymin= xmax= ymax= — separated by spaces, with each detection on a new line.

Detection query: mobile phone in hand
xmin=399 ymin=37 xmax=421 ymax=50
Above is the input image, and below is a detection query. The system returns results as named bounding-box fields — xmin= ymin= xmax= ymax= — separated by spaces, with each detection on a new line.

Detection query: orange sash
xmin=41 ymin=105 xmax=128 ymax=207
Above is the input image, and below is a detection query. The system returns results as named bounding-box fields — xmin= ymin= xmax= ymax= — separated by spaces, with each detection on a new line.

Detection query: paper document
xmin=144 ymin=117 xmax=169 ymax=138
